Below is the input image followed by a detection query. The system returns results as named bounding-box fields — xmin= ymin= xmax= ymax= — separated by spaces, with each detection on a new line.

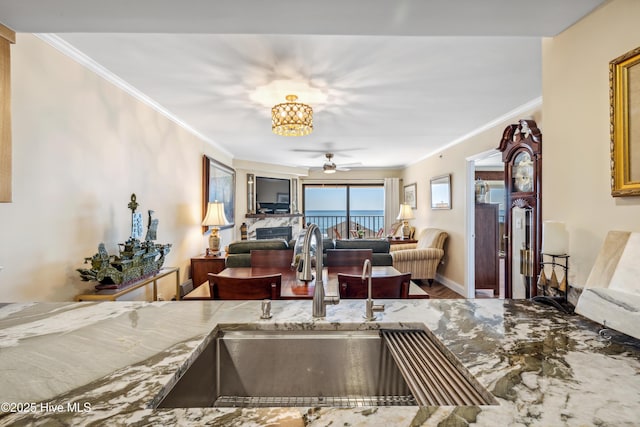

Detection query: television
xmin=256 ymin=176 xmax=290 ymax=214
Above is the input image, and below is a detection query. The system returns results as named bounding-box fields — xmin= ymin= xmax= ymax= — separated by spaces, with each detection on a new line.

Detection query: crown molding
xmin=409 ymin=96 xmax=543 ymax=166
xmin=35 ymin=33 xmax=233 ymax=158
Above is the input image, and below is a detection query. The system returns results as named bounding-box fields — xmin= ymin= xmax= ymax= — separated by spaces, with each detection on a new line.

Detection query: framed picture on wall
xmin=610 ymin=45 xmax=640 ymax=196
xmin=404 ymin=183 xmax=417 ymax=209
xmin=202 ymin=155 xmax=235 ymax=233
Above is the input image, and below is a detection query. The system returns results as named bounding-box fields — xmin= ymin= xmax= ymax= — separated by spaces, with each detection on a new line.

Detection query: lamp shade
xmin=202 ymin=201 xmax=229 ymax=227
xmin=396 ymin=203 xmax=415 ymax=221
xmin=542 ymin=221 xmax=569 ymax=255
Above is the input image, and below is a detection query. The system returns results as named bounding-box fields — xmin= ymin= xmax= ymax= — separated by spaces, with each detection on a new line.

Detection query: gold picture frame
xmin=610 ymin=45 xmax=640 ymax=197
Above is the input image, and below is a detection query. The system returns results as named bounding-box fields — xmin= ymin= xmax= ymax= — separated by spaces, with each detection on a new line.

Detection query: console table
xmin=75 ymin=267 xmax=180 ymax=302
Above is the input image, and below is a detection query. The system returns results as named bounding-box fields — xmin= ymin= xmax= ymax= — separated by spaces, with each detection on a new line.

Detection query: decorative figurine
xmin=77 ymin=194 xmax=172 ymax=289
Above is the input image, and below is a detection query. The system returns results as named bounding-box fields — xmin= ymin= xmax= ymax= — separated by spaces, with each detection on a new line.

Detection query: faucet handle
xmin=364 ymin=300 xmax=384 ymax=321
xmin=260 ymin=299 xmax=272 ymax=319
xmin=372 ymin=302 xmax=385 ymax=313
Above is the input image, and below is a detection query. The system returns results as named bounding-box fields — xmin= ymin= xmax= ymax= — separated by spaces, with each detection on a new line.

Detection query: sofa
xmin=390 ymin=228 xmax=448 ymax=284
xmin=333 ymin=239 xmax=393 ymax=266
xmin=225 ymin=239 xmax=291 ymax=268
xmin=225 ymin=237 xmax=393 ymax=268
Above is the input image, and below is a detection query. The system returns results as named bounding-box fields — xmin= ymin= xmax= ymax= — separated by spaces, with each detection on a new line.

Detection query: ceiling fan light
xmin=323 ymin=167 xmax=336 ymax=174
xmin=272 ymin=94 xmax=313 ymax=137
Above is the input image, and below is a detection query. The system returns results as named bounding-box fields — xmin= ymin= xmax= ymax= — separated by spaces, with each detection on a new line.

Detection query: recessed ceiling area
xmin=0 ymin=0 xmax=606 ymax=171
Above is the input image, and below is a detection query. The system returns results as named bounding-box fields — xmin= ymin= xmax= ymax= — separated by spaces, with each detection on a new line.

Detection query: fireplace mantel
xmin=242 ymin=215 xmax=303 ymax=240
xmin=245 ymin=213 xmax=303 ymax=219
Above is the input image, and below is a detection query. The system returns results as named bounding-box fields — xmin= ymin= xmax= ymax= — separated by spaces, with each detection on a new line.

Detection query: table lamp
xmin=396 ymin=203 xmax=415 ymax=239
xmin=202 ymin=201 xmax=229 ymax=255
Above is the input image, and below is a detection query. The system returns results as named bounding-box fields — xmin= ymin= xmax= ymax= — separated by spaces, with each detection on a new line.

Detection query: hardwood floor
xmin=416 ymin=280 xmax=498 ymax=299
xmin=417 ymin=280 xmax=463 ymax=299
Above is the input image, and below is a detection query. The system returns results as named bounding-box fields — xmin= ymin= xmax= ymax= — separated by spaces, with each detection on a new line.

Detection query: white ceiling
xmin=0 ymin=0 xmax=606 ymax=171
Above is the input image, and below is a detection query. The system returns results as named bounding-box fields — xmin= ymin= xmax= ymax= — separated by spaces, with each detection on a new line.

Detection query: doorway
xmin=466 ymin=150 xmax=505 ymax=299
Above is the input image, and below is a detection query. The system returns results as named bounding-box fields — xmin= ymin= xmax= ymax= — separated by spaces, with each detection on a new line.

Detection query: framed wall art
xmin=403 ymin=183 xmax=417 ymax=209
xmin=430 ymin=174 xmax=451 ymax=210
xmin=202 ymin=155 xmax=235 ymax=233
xmin=610 ymin=45 xmax=640 ymax=196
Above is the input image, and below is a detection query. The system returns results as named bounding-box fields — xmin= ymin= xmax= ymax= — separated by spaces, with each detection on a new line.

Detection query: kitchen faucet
xmin=362 ymin=259 xmax=384 ymax=321
xmin=293 ymin=224 xmax=339 ymax=317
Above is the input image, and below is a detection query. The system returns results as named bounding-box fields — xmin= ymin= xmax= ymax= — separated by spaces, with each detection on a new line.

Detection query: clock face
xmin=513 ymin=152 xmax=533 ymax=192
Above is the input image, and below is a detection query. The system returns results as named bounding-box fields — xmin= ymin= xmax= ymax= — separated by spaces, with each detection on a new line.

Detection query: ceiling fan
xmin=292 ymin=142 xmax=363 ymax=158
xmin=319 ymin=153 xmax=360 ymax=174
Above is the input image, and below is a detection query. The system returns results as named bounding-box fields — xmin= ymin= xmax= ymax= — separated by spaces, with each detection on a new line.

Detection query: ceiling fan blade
xmin=292 ymin=147 xmax=360 ymax=155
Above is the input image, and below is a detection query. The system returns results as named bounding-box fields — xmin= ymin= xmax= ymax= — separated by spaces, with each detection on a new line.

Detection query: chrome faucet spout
xmin=362 ymin=259 xmax=384 ymax=321
xmin=298 ymin=224 xmax=339 ymax=317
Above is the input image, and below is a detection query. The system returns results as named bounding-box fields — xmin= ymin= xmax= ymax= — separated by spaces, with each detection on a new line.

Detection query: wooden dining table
xmin=183 ymin=265 xmax=429 ymax=300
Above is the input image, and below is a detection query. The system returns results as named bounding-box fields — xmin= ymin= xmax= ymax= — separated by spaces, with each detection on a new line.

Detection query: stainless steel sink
xmin=157 ymin=329 xmax=415 ymax=408
xmin=156 ymin=327 xmax=496 ymax=408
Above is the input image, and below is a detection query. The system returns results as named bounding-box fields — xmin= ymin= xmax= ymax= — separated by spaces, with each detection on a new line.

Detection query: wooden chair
xmin=208 ymin=273 xmax=282 ymax=300
xmin=325 ymin=249 xmax=373 ymax=267
xmin=337 ymin=273 xmax=412 ymax=299
xmin=250 ymin=249 xmax=294 ymax=268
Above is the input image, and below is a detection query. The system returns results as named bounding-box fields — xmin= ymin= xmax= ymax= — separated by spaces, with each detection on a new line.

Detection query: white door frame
xmin=465 ymin=149 xmax=502 ymax=299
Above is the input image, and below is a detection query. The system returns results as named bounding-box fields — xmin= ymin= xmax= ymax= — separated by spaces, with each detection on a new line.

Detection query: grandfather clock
xmin=498 ymin=119 xmax=542 ymax=299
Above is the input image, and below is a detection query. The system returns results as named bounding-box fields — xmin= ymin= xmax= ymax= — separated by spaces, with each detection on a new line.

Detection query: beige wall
xmin=543 ymin=0 xmax=640 ymax=287
xmin=0 ymin=34 xmax=233 ymax=301
xmin=402 ymin=0 xmax=640 ymax=295
xmin=3 ymin=1 xmax=638 ymax=301
xmin=402 ymin=107 xmax=541 ymax=295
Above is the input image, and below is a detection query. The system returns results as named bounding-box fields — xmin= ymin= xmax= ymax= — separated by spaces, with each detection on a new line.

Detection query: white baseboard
xmin=435 ymin=274 xmax=466 ymax=297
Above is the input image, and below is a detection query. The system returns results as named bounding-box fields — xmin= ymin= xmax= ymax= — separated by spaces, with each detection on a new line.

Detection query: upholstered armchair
xmin=389 ymin=228 xmax=448 ymax=285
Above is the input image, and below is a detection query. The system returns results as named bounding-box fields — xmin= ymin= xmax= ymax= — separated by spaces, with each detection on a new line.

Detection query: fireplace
xmin=256 ymin=226 xmax=293 ymax=241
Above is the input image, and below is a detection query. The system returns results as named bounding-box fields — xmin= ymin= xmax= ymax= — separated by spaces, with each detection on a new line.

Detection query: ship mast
xmin=128 ymin=193 xmax=143 ymax=240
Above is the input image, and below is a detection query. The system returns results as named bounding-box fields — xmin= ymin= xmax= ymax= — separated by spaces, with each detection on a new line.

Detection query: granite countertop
xmin=0 ymin=299 xmax=638 ymax=426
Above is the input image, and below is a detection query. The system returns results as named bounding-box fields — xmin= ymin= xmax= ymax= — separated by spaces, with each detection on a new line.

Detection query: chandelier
xmin=271 ymin=94 xmax=313 ymax=136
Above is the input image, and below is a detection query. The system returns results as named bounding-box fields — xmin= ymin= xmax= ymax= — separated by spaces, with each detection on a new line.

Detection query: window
xmin=303 ymin=184 xmax=384 ymax=238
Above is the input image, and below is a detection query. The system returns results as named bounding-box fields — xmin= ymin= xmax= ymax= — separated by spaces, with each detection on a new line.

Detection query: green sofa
xmin=333 ymin=239 xmax=392 ymax=266
xmin=225 ymin=238 xmax=391 ymax=268
xmin=225 ymin=239 xmax=291 ymax=268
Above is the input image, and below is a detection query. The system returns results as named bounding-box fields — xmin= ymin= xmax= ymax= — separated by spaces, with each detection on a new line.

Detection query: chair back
xmin=250 ymin=249 xmax=294 ymax=268
xmin=337 ymin=273 xmax=412 ymax=299
xmin=209 ymin=273 xmax=281 ymax=300
xmin=416 ymin=228 xmax=448 ymax=249
xmin=326 ymin=249 xmax=373 ymax=267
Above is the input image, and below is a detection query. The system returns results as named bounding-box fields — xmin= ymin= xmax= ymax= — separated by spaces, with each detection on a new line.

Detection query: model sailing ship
xmin=77 ymin=194 xmax=172 ymax=289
